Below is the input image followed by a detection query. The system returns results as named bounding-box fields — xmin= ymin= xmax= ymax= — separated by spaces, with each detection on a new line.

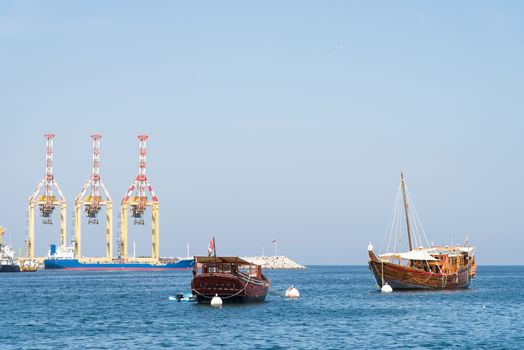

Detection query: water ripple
xmin=1 ymin=266 xmax=522 ymax=349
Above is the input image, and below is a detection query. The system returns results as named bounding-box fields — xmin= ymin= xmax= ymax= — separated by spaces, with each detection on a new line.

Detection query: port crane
xmin=74 ymin=134 xmax=113 ymax=261
xmin=0 ymin=226 xmax=5 ymax=247
xmin=27 ymin=134 xmax=67 ymax=258
xmin=119 ymin=135 xmax=159 ymax=260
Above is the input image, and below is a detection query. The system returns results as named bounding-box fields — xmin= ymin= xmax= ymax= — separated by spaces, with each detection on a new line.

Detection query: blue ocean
xmin=2 ymin=266 xmax=523 ymax=349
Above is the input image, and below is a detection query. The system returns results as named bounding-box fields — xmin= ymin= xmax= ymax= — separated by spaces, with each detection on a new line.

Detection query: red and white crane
xmin=74 ymin=134 xmax=113 ymax=260
xmin=120 ymin=135 xmax=159 ymax=260
xmin=27 ymin=134 xmax=67 ymax=258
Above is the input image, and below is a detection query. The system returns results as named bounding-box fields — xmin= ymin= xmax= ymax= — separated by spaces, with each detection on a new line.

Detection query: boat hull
xmin=192 ymin=273 xmax=270 ymax=303
xmin=0 ymin=264 xmax=20 ymax=273
xmin=368 ymin=251 xmax=472 ymax=290
xmin=19 ymin=266 xmax=38 ymax=272
xmin=44 ymin=258 xmax=194 ymax=271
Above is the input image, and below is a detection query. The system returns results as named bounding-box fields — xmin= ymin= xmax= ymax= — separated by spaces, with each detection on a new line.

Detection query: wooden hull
xmin=368 ymin=251 xmax=472 ymax=290
xmin=192 ymin=272 xmax=270 ymax=303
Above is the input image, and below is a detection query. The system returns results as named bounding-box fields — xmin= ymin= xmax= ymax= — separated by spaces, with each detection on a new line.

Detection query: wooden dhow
xmin=368 ymin=174 xmax=477 ymax=290
xmin=192 ymin=255 xmax=270 ymax=303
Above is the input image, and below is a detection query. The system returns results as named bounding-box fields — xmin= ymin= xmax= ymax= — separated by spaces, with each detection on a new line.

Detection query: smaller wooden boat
xmin=368 ymin=174 xmax=477 ymax=290
xmin=191 ymin=256 xmax=270 ymax=303
xmin=169 ymin=293 xmax=197 ymax=302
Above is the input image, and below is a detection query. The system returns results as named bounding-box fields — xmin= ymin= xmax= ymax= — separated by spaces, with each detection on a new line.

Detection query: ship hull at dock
xmin=44 ymin=258 xmax=194 ymax=271
xmin=0 ymin=264 xmax=20 ymax=273
xmin=368 ymin=251 xmax=472 ymax=290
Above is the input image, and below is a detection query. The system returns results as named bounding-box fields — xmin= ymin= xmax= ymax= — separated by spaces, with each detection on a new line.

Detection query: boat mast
xmin=400 ymin=173 xmax=413 ymax=251
xmin=213 ymin=237 xmax=217 ymax=265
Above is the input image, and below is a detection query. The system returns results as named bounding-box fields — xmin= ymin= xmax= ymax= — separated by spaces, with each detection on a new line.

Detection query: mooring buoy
xmin=211 ymin=293 xmax=223 ymax=307
xmin=381 ymin=283 xmax=393 ymax=293
xmin=285 ymin=285 xmax=300 ymax=298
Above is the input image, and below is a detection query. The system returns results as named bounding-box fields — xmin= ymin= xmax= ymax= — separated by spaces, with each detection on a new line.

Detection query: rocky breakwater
xmin=243 ymin=256 xmax=306 ymax=269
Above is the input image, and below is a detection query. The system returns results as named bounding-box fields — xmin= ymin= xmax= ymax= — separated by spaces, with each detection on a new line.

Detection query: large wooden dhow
xmin=368 ymin=174 xmax=477 ymax=290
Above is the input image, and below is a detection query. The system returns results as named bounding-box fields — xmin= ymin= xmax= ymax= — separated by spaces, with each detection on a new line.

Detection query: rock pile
xmin=243 ymin=256 xmax=306 ymax=269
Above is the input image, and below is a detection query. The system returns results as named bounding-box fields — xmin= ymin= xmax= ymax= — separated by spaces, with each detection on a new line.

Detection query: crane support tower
xmin=120 ymin=135 xmax=159 ymax=260
xmin=27 ymin=134 xmax=67 ymax=258
xmin=0 ymin=226 xmax=5 ymax=247
xmin=74 ymin=134 xmax=113 ymax=261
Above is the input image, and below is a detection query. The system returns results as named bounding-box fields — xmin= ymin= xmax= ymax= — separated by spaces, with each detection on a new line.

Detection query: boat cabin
xmin=379 ymin=246 xmax=475 ymax=274
xmin=193 ymin=256 xmax=263 ymax=279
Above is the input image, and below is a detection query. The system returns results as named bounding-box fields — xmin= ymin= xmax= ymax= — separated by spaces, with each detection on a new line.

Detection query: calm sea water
xmin=2 ymin=266 xmax=523 ymax=349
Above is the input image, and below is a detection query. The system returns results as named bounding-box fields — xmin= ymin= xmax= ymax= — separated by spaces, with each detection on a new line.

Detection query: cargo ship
xmin=44 ymin=245 xmax=194 ymax=271
xmin=0 ymin=226 xmax=20 ymax=273
xmin=1 ymin=244 xmax=20 ymax=272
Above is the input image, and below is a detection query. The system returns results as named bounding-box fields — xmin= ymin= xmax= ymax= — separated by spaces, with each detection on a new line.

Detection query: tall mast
xmin=400 ymin=173 xmax=413 ymax=251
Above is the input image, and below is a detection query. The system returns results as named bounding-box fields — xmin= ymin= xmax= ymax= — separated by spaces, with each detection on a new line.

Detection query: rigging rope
xmin=383 ymin=178 xmax=432 ymax=254
xmin=411 ymin=270 xmax=435 ymax=285
xmin=411 ymin=199 xmax=430 ymax=247
xmin=382 ymin=185 xmax=402 ymax=254
xmin=192 ymin=272 xmax=254 ymax=300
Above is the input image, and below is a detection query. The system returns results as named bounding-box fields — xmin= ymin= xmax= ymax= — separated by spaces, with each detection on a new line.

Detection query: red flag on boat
xmin=208 ymin=237 xmax=215 ymax=257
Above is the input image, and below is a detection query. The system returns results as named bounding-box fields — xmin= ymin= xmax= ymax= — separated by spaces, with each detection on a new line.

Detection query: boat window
xmin=222 ymin=264 xmax=231 ymax=273
xmin=249 ymin=266 xmax=258 ymax=277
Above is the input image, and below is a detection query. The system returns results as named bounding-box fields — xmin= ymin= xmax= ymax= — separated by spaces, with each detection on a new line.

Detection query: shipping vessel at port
xmin=0 ymin=226 xmax=20 ymax=273
xmin=44 ymin=245 xmax=194 ymax=271
xmin=1 ymin=245 xmax=20 ymax=272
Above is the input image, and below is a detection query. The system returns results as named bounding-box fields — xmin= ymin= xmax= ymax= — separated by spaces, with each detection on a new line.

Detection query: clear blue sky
xmin=0 ymin=1 xmax=522 ymax=264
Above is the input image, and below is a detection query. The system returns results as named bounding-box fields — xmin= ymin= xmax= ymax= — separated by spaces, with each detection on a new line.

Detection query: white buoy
xmin=210 ymin=294 xmax=223 ymax=307
xmin=285 ymin=285 xmax=300 ymax=298
xmin=381 ymin=283 xmax=393 ymax=293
